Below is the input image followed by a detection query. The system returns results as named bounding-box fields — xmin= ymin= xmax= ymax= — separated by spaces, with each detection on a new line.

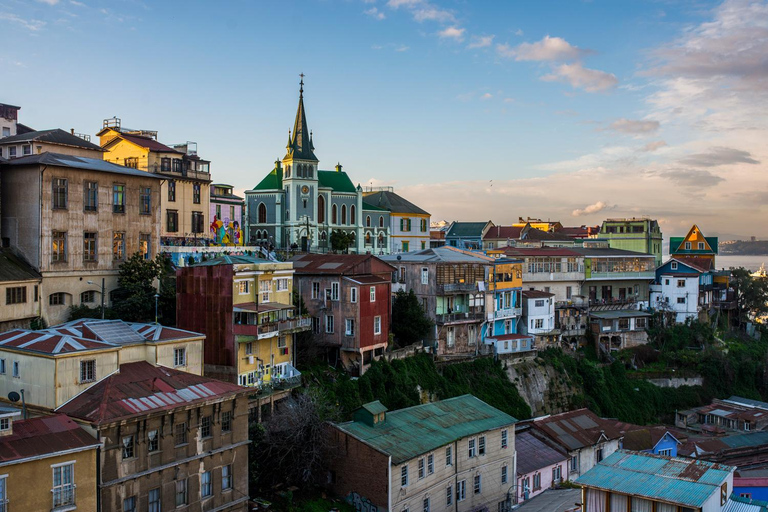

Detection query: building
xmin=520 ymin=290 xmax=559 ymax=348
xmin=445 ymin=221 xmax=493 ymax=250
xmin=483 ymin=225 xmax=523 ymax=250
xmin=609 ymin=421 xmax=683 ymax=457
xmin=0 ymin=411 xmax=100 ymax=512
xmin=210 ymin=183 xmax=245 ymax=245
xmin=0 ymin=128 xmax=105 ymax=160
xmin=529 ymin=408 xmax=623 ymax=480
xmin=0 ymin=103 xmax=22 ymax=139
xmin=651 ymin=256 xmax=716 ymax=323
xmin=245 ymin=80 xmax=390 ymax=253
xmin=0 ymin=152 xmax=162 ymax=325
xmin=733 ymin=469 xmax=768 ymax=502
xmin=589 ymin=310 xmax=652 ymax=351
xmin=570 ymin=245 xmax=656 ymax=307
xmin=483 ymin=258 xmax=535 ymax=357
xmin=97 ymin=118 xmax=212 ymax=247
xmin=383 ymin=246 xmax=493 ymax=358
xmin=597 ymin=217 xmax=663 ymax=266
xmin=576 ymin=450 xmax=734 ymax=512
xmin=290 ymin=253 xmax=394 ymax=373
xmin=0 ymin=247 xmax=41 ymax=331
xmin=327 ymin=395 xmax=518 ymax=512
xmin=670 ymin=224 xmax=718 ymax=266
xmin=515 ymin=424 xmax=568 ymax=503
xmin=679 ymin=432 xmax=768 ymax=469
xmin=176 ymin=255 xmax=307 ymax=387
xmin=362 ymin=188 xmax=431 ymax=253
xmin=57 ymin=361 xmax=251 ymax=512
xmin=676 ymin=396 xmax=768 ymax=435
xmin=0 ymin=318 xmax=204 ymax=411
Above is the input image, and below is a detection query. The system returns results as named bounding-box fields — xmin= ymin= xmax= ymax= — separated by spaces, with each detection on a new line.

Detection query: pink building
xmin=210 ymin=184 xmax=244 ymax=244
xmin=515 ymin=426 xmax=569 ymax=503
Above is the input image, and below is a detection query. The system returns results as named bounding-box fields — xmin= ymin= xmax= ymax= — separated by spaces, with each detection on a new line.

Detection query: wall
xmin=517 ymin=458 xmax=566 ymax=502
xmin=389 ymin=212 xmax=430 ymax=253
xmin=329 ymin=427 xmax=390 ymax=510
xmin=54 ymin=350 xmax=119 ymax=408
xmin=0 ymin=279 xmax=40 ymax=327
xmin=0 ymin=351 xmax=56 ymax=409
xmin=0 ymin=166 xmax=41 ymax=267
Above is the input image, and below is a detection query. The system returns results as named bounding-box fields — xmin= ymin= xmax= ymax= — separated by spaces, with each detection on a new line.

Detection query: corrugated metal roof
xmin=724 ymin=495 xmax=768 ymax=512
xmin=0 ymin=414 xmax=99 ymax=465
xmin=516 ymin=429 xmax=568 ymax=475
xmin=576 ymin=450 xmax=734 ymax=508
xmin=0 ymin=248 xmax=41 ymax=283
xmin=334 ymin=395 xmax=517 ymax=464
xmin=532 ymin=408 xmax=623 ymax=451
xmin=4 ymin=152 xmax=163 ymax=179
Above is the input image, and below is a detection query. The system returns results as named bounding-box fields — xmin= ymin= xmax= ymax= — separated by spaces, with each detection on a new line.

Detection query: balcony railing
xmin=233 ymin=323 xmax=259 ymax=336
xmin=52 ymin=485 xmax=76 ymax=510
xmin=438 ymin=283 xmax=479 ymax=294
xmin=436 ymin=312 xmax=485 ymax=324
xmin=587 ymin=271 xmax=655 ymax=280
xmin=278 ymin=317 xmax=312 ymax=332
xmin=258 ymin=322 xmax=279 ymax=339
xmin=494 ymin=307 xmax=522 ymax=319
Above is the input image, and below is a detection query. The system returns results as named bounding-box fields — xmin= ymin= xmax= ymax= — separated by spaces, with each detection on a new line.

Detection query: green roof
xmin=334 ymin=395 xmax=517 ymax=464
xmin=446 ymin=222 xmax=490 ymax=238
xmin=361 ymin=401 xmax=388 ymax=415
xmin=362 ymin=201 xmax=388 ymax=212
xmin=317 ymin=170 xmax=357 ymax=193
xmin=252 ymin=166 xmax=283 ymax=191
xmin=669 ymin=236 xmax=719 ymax=255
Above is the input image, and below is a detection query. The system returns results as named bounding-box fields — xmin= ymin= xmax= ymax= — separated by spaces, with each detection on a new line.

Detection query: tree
xmin=731 ymin=267 xmax=768 ymax=326
xmin=111 ymin=252 xmax=164 ymax=322
xmin=330 ymin=230 xmax=354 ymax=253
xmin=391 ymin=289 xmax=433 ymax=348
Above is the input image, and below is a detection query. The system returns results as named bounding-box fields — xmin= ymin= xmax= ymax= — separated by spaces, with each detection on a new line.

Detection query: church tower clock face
xmin=301 ymin=185 xmax=309 ymax=194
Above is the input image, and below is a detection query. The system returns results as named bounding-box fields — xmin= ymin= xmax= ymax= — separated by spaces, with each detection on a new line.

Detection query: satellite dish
xmin=7 ymin=392 xmax=20 ymax=403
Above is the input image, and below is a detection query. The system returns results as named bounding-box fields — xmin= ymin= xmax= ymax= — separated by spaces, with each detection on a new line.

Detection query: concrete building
xmin=520 ymin=290 xmax=559 ymax=348
xmin=362 ymin=188 xmax=431 ymax=253
xmin=515 ymin=425 xmax=569 ymax=504
xmin=0 ymin=318 xmax=204 ymax=411
xmin=176 ymin=255 xmax=307 ymax=387
xmin=0 ymin=103 xmax=23 ymax=139
xmin=210 ymin=183 xmax=245 ymax=245
xmin=327 ymin=395 xmax=518 ymax=512
xmin=589 ymin=310 xmax=652 ymax=351
xmin=576 ymin=450 xmax=734 ymax=512
xmin=0 ymin=248 xmax=41 ymax=331
xmin=597 ymin=217 xmax=663 ymax=266
xmin=676 ymin=396 xmax=768 ymax=435
xmin=97 ymin=118 xmax=212 ymax=247
xmin=0 ymin=411 xmax=100 ymax=512
xmin=570 ymin=245 xmax=656 ymax=307
xmin=0 ymin=152 xmax=162 ymax=325
xmin=58 ymin=361 xmax=251 ymax=512
xmin=290 ymin=253 xmax=394 ymax=374
xmin=483 ymin=258 xmax=536 ymax=357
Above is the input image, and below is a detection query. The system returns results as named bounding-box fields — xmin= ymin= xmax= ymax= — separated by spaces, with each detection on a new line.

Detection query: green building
xmin=598 ymin=218 xmax=663 ymax=266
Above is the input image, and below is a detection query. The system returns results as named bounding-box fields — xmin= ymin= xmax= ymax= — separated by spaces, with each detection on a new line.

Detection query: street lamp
xmin=154 ymin=293 xmax=160 ymax=324
xmin=87 ymin=278 xmax=106 ymax=320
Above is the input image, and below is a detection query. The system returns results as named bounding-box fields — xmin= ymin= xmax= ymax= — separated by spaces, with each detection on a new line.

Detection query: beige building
xmin=328 ymin=395 xmax=518 ymax=512
xmin=0 ymin=319 xmax=204 ymax=411
xmin=97 ymin=118 xmax=212 ymax=246
xmin=0 ymin=127 xmax=105 ymax=159
xmin=0 ymin=248 xmax=41 ymax=331
xmin=0 ymin=152 xmax=162 ymax=325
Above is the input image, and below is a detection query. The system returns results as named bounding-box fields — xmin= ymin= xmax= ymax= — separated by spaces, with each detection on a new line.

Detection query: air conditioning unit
xmin=248 ymin=356 xmax=254 ymax=365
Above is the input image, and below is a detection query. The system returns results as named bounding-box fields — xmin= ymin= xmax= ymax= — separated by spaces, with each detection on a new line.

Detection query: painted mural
xmin=210 ymin=216 xmax=244 ymax=246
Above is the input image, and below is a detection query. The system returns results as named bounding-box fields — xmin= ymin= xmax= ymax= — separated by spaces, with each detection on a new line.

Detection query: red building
xmin=290 ymin=253 xmax=395 ymax=374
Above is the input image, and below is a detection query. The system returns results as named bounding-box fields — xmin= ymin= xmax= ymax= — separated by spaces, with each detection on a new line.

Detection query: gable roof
xmin=334 ymin=395 xmax=517 ymax=464
xmin=0 ymin=128 xmax=104 ymax=152
xmin=290 ymin=253 xmax=395 ymax=275
xmin=317 ymin=170 xmax=357 ymax=193
xmin=0 ymin=414 xmax=99 ymax=466
xmin=362 ymin=190 xmax=429 ymax=215
xmin=500 ymin=247 xmax=582 ymax=258
xmin=252 ymin=164 xmax=283 ymax=191
xmin=446 ymin=221 xmax=491 ymax=238
xmin=531 ymin=408 xmax=623 ymax=451
xmin=483 ymin=225 xmax=523 ymax=241
xmin=57 ymin=361 xmax=247 ymax=425
xmin=380 ymin=246 xmax=494 ymax=264
xmin=104 ymin=132 xmax=182 ymax=154
xmin=516 ymin=428 xmax=568 ymax=475
xmin=0 ymin=248 xmax=41 ymax=283
xmin=3 ymin=152 xmax=163 ymax=179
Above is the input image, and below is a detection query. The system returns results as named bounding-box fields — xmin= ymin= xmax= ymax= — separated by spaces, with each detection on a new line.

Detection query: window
xmin=534 ymin=318 xmax=544 ymax=329
xmin=658 ymin=448 xmax=672 ymax=457
xmin=401 ymin=465 xmax=408 ymax=486
xmin=341 ymin=204 xmax=347 ymax=225
xmin=167 ymin=210 xmax=179 ymax=232
xmin=478 ymin=435 xmax=486 ymax=455
xmin=685 ymin=241 xmax=692 ymax=250
xmin=83 ymin=232 xmax=97 ymax=262
xmin=123 ymin=497 xmax=136 ymax=512
xmin=311 ymin=282 xmax=320 ymax=299
xmin=374 ymin=316 xmax=381 ymax=335
xmin=366 ymin=215 xmax=371 ymax=227
xmin=677 ymin=297 xmax=686 ymax=304
xmin=446 ymin=445 xmax=452 ymax=466
xmin=8 ymin=147 xmax=15 ymax=158
xmin=81 ymin=291 xmax=96 ymax=304
xmin=122 ymin=435 xmax=135 ymax=459
xmin=147 ymin=430 xmax=159 ymax=452
xmin=168 ymin=180 xmax=176 ymax=201
xmin=201 ymin=415 xmax=212 ymax=438
xmin=84 ymin=181 xmax=98 ymax=211
xmin=276 ymin=278 xmax=289 ymax=291
xmin=418 ymin=458 xmax=425 ymax=479
xmin=474 ymin=474 xmax=482 ymax=494
xmin=123 ymin=157 xmax=138 ymax=168
xmin=0 ymin=359 xmax=5 ymax=374
xmin=113 ymin=184 xmax=125 ymax=213
xmin=52 ymin=462 xmax=75 ymax=508
xmin=468 ymin=438 xmax=476 ymax=457
xmin=140 ymin=187 xmax=151 ymax=214
xmin=618 ymin=318 xmax=630 ymax=329
xmin=427 ymin=453 xmax=434 ymax=474
xmin=0 ymin=418 xmax=8 ymax=432
xmin=49 ymin=292 xmax=66 ymax=306
xmin=174 ymin=347 xmax=186 ymax=367
xmin=457 ymin=480 xmax=466 ymax=501
xmin=501 ymin=429 xmax=508 ymax=448
xmin=350 ymin=287 xmax=358 ymax=303
xmin=259 ymin=280 xmax=271 ymax=303
xmin=192 ymin=211 xmax=205 ymax=233
xmin=332 ymin=204 xmax=337 ymax=224
xmin=721 ymin=483 xmax=728 ymax=505
xmin=175 ymin=422 xmax=188 ymax=446
xmin=571 ymin=456 xmax=578 ymax=471
xmin=12 ymin=361 xmax=19 ymax=378
xmin=501 ymin=465 xmax=508 ymax=484
xmin=80 ymin=360 xmax=96 ymax=383
xmin=175 ymin=479 xmax=188 ymax=506
xmin=113 ymin=231 xmax=125 ymax=260
xmin=193 ymin=183 xmax=201 ymax=204
xmin=553 ymin=465 xmax=562 ymax=482
xmin=534 ymin=299 xmax=545 ymax=307
xmin=222 ymin=411 xmax=233 ymax=432
xmin=201 ymin=470 xmax=212 ymax=497
xmin=400 ymin=218 xmax=412 ymax=232
xmin=446 ymin=327 xmax=455 ymax=347
xmin=402 ymin=241 xmax=409 ymax=252
xmin=52 ymin=178 xmax=68 ymax=209
xmin=421 ymin=218 xmax=427 ymax=232
xmin=222 ymin=464 xmax=233 ymax=490
xmin=421 ymin=267 xmax=429 ymax=285
xmin=677 ymin=279 xmax=686 ymax=288
xmin=52 ymin=231 xmax=67 ymax=262
xmin=331 ymin=282 xmax=339 ymax=301
xmin=325 ymin=315 xmax=335 ymax=333
xmin=596 ymin=448 xmax=604 ymax=462
xmin=370 ymin=286 xmax=376 ymax=302
xmin=446 ymin=485 xmax=453 ymax=506
xmin=173 ymin=158 xmax=183 ymax=173
xmin=6 ymin=287 xmax=26 ymax=305
xmin=312 ymin=317 xmax=320 ymax=334
xmin=238 ymin=280 xmax=249 ymax=294
xmin=245 ymin=342 xmax=253 ymax=355
xmin=422 ymin=497 xmax=430 ymax=512
xmin=345 ymin=319 xmax=355 ymax=336
xmin=670 ymin=261 xmax=678 ymax=270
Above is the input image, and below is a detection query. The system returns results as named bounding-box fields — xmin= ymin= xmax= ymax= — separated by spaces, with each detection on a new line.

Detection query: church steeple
xmin=285 ymin=74 xmax=318 ymax=162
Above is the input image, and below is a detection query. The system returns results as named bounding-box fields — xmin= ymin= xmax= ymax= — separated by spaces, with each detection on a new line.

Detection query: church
xmin=245 ymin=80 xmax=391 ymax=254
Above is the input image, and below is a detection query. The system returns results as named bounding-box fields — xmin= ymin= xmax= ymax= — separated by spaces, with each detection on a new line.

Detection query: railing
xmin=52 ymin=485 xmax=76 ymax=510
xmin=258 ymin=322 xmax=279 ymax=338
xmin=278 ymin=317 xmax=312 ymax=332
xmin=233 ymin=324 xmax=259 ymax=336
xmin=438 ymin=283 xmax=479 ymax=294
xmin=436 ymin=312 xmax=484 ymax=324
xmin=587 ymin=271 xmax=655 ymax=280
xmin=494 ymin=307 xmax=522 ymax=319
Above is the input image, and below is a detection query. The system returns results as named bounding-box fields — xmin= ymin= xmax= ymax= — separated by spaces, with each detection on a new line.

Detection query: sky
xmin=2 ymin=0 xmax=767 ymax=240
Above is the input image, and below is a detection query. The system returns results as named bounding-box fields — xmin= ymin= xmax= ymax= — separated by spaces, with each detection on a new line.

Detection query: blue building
xmin=623 ymin=427 xmax=682 ymax=457
xmin=734 ymin=469 xmax=768 ymax=502
xmin=482 ymin=258 xmax=535 ymax=355
xmin=444 ymin=221 xmax=492 ymax=250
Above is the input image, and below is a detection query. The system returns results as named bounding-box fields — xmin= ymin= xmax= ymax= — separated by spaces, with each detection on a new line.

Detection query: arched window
xmin=307 ymin=165 xmax=313 ymax=179
xmin=286 ymin=209 xmax=290 ymax=221
xmin=332 ymin=204 xmax=337 ymax=224
xmin=350 ymin=205 xmax=356 ymax=225
xmin=341 ymin=205 xmax=347 ymax=225
xmin=366 ymin=215 xmax=371 ymax=227
xmin=317 ymin=195 xmax=325 ymax=223
xmin=321 ymin=231 xmax=328 ymax=242
xmin=258 ymin=203 xmax=267 ymax=224
xmin=365 ymin=232 xmax=372 ymax=246
xmin=300 ymin=164 xmax=306 ymax=178
xmin=379 ymin=216 xmax=384 ymax=228
xmin=378 ymin=233 xmax=384 ymax=246
xmin=285 ymin=165 xmax=291 ymax=178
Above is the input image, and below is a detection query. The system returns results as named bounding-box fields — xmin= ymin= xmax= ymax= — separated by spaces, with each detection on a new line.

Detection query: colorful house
xmin=734 ymin=469 xmax=768 ymax=502
xmin=484 ymin=259 xmax=535 ymax=356
xmin=362 ymin=188 xmax=431 ymax=253
xmin=520 ymin=290 xmax=559 ymax=348
xmin=210 ymin=183 xmax=244 ymax=246
xmin=445 ymin=221 xmax=493 ymax=250
xmin=597 ymin=217 xmax=663 ymax=266
xmin=651 ymin=256 xmax=715 ymax=323
xmin=670 ymin=224 xmax=718 ymax=266
xmin=515 ymin=425 xmax=568 ymax=503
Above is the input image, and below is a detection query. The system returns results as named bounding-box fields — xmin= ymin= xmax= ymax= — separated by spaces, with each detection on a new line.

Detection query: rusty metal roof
xmin=531 ymin=408 xmax=623 ymax=451
xmin=0 ymin=414 xmax=99 ymax=466
xmin=516 ymin=428 xmax=568 ymax=476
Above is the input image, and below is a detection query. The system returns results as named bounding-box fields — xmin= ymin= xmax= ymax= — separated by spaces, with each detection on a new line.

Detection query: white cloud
xmin=364 ymin=7 xmax=385 ymax=20
xmin=572 ymin=201 xmax=610 ymax=217
xmin=608 ymin=118 xmax=660 ymax=135
xmin=387 ymin=0 xmax=420 ymax=7
xmin=0 ymin=12 xmax=46 ymax=31
xmin=386 ymin=0 xmax=455 ymax=23
xmin=395 ymin=45 xmax=409 ymax=52
xmin=499 ymin=35 xmax=591 ymax=61
xmin=36 ymin=0 xmax=59 ymax=5
xmin=468 ymin=35 xmax=494 ymax=49
xmin=438 ymin=26 xmax=465 ymax=41
xmin=542 ymin=62 xmax=618 ymax=92
xmin=641 ymin=140 xmax=668 ymax=152
xmin=70 ymin=0 xmax=86 ymax=5
xmin=481 ymin=93 xmax=493 ymax=100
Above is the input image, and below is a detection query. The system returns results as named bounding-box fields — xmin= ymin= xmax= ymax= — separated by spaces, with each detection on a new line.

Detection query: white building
xmin=520 ymin=290 xmax=558 ymax=346
xmin=363 ymin=188 xmax=431 ymax=253
xmin=651 ymin=273 xmax=700 ymax=323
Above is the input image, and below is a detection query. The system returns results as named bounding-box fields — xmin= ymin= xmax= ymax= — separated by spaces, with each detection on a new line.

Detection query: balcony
xmin=278 ymin=317 xmax=312 ymax=333
xmin=494 ymin=307 xmax=522 ymax=319
xmin=233 ymin=323 xmax=259 ymax=336
xmin=436 ymin=312 xmax=485 ymax=324
xmin=438 ymin=283 xmax=479 ymax=294
xmin=52 ymin=484 xmax=76 ymax=510
xmin=587 ymin=270 xmax=655 ymax=280
xmin=258 ymin=322 xmax=279 ymax=339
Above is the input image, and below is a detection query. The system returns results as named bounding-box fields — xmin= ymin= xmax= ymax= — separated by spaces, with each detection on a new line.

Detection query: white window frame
xmin=421 ymin=267 xmax=429 ymax=285
xmin=311 ymin=282 xmax=320 ymax=299
xmin=401 ymin=465 xmax=409 ymax=487
xmin=457 ymin=480 xmax=466 ymax=501
xmin=222 ymin=464 xmax=233 ymax=490
xmin=501 ymin=464 xmax=508 ymax=484
xmin=418 ymin=457 xmax=425 ymax=479
xmin=446 ymin=485 xmax=453 ymax=506
xmin=501 ymin=429 xmax=508 ymax=449
xmin=374 ymin=316 xmax=381 ymax=335
xmin=370 ymin=286 xmax=376 ymax=302
xmin=331 ymin=282 xmax=340 ymax=301
xmin=79 ymin=359 xmax=96 ymax=383
xmin=51 ymin=461 xmax=76 ymax=509
xmin=201 ymin=470 xmax=212 ymax=497
xmin=478 ymin=435 xmax=485 ymax=455
xmin=670 ymin=261 xmax=678 ymax=270
xmin=445 ymin=445 xmax=452 ymax=466
xmin=468 ymin=438 xmax=476 ymax=458
xmin=345 ymin=318 xmax=355 ymax=336
xmin=427 ymin=453 xmax=434 ymax=474
xmin=326 ymin=315 xmax=335 ymax=333
xmin=237 ymin=280 xmax=249 ymax=294
xmin=174 ymin=347 xmax=186 ymax=367
xmin=350 ymin=287 xmax=358 ymax=303
xmin=474 ymin=474 xmax=481 ymax=494
xmin=12 ymin=361 xmax=18 ymax=378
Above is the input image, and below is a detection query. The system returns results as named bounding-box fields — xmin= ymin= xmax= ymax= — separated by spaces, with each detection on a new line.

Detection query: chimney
xmin=71 ymin=128 xmax=75 ymax=135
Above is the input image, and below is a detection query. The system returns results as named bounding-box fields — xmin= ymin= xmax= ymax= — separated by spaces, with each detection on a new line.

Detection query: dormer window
xmin=0 ymin=418 xmax=9 ymax=431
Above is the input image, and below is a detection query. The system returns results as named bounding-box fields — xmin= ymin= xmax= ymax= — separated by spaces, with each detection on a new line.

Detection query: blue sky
xmin=2 ymin=0 xmax=768 ymax=238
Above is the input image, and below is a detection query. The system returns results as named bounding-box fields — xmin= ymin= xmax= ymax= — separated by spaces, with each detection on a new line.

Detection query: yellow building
xmin=670 ymin=224 xmax=719 ymax=266
xmin=362 ymin=189 xmax=431 ymax=253
xmin=0 ymin=319 xmax=204 ymax=411
xmin=97 ymin=118 xmax=212 ymax=245
xmin=0 ymin=248 xmax=41 ymax=331
xmin=513 ymin=217 xmax=564 ymax=233
xmin=0 ymin=410 xmax=99 ymax=512
xmin=176 ymin=255 xmax=310 ymax=387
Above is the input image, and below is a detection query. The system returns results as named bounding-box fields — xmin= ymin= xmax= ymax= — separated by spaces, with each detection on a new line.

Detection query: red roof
xmin=531 ymin=408 xmax=623 ymax=451
xmin=523 ymin=290 xmax=555 ymax=299
xmin=57 ymin=361 xmax=248 ymax=426
xmin=0 ymin=414 xmax=98 ymax=465
xmin=290 ymin=253 xmax=395 ymax=275
xmin=110 ymin=133 xmax=182 ymax=154
xmin=673 ymin=256 xmax=713 ymax=273
xmin=483 ymin=226 xmax=523 ymax=240
xmin=0 ymin=329 xmax=114 ymax=354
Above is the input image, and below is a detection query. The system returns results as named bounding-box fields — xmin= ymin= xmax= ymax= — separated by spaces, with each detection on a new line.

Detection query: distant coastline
xmin=720 ymin=240 xmax=768 ymax=256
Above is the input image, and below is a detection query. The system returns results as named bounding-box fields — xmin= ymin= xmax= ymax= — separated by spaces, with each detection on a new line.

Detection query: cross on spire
xmin=299 ymin=73 xmax=305 ymax=95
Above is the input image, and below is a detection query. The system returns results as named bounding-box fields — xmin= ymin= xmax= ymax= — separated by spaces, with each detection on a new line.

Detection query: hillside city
xmin=1 ymin=81 xmax=768 ymax=512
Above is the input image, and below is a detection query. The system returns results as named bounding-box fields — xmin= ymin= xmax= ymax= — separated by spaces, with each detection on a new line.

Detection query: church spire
xmin=285 ymin=74 xmax=318 ymax=162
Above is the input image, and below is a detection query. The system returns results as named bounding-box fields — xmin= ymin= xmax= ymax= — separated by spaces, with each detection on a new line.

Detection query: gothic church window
xmin=258 ymin=203 xmax=267 ymax=223
xmin=318 ymin=196 xmax=325 ymax=223
xmin=351 ymin=205 xmax=356 ymax=225
xmin=366 ymin=216 xmax=371 ymax=227
xmin=341 ymin=205 xmax=347 ymax=225
xmin=332 ymin=204 xmax=338 ymax=224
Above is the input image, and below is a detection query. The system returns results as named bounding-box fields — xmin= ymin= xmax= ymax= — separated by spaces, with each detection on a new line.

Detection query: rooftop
xmin=106 ymin=131 xmax=183 ymax=154
xmin=0 ymin=248 xmax=41 ymax=283
xmin=446 ymin=221 xmax=491 ymax=238
xmin=0 ymin=128 xmax=105 ymax=152
xmin=362 ymin=190 xmax=429 ymax=216
xmin=3 ymin=152 xmax=163 ymax=180
xmin=516 ymin=428 xmax=568 ymax=475
xmin=531 ymin=408 xmax=623 ymax=451
xmin=589 ymin=310 xmax=653 ymax=320
xmin=0 ymin=414 xmax=99 ymax=467
xmin=569 ymin=246 xmax=655 ymax=258
xmin=334 ymin=395 xmax=517 ymax=464
xmin=576 ymin=450 xmax=734 ymax=508
xmin=290 ymin=253 xmax=395 ymax=275
xmin=523 ymin=290 xmax=555 ymax=299
xmin=380 ymin=246 xmax=494 ymax=264
xmin=191 ymin=254 xmax=275 ymax=266
xmin=483 ymin=225 xmax=523 ymax=240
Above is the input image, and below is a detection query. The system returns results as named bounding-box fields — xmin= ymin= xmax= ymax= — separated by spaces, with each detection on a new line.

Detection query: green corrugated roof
xmin=253 ymin=166 xmax=283 ymax=191
xmin=362 ymin=401 xmax=388 ymax=415
xmin=334 ymin=395 xmax=517 ymax=464
xmin=317 ymin=170 xmax=357 ymax=193
xmin=362 ymin=201 xmax=388 ymax=212
xmin=446 ymin=222 xmax=489 ymax=238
